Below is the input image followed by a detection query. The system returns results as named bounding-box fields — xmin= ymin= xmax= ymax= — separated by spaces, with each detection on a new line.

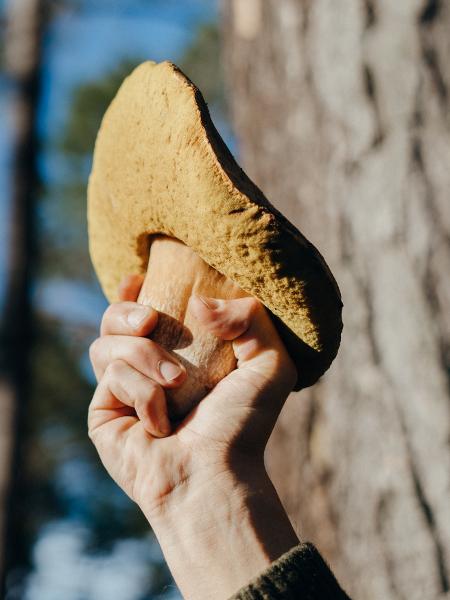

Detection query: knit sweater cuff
xmin=229 ymin=542 xmax=351 ymax=600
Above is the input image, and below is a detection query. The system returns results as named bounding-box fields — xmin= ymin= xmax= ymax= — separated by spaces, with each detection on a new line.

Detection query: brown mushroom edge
xmin=88 ymin=61 xmax=343 ymax=392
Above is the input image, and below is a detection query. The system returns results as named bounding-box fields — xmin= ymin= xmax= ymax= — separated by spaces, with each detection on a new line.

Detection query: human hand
xmin=88 ymin=274 xmax=299 ymax=598
xmin=88 ymin=273 xmax=297 ymax=512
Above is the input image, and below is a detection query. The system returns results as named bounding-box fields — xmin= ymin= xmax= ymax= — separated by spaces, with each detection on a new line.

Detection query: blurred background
xmin=0 ymin=1 xmax=449 ymax=599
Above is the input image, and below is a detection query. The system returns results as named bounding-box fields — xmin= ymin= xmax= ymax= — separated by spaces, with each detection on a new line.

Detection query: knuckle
xmin=87 ymin=405 xmax=98 ymax=443
xmin=128 ymin=337 xmax=153 ymax=364
xmin=142 ymin=373 xmax=161 ymax=396
xmin=87 ymin=422 xmax=102 ymax=448
xmin=210 ymin=319 xmax=229 ymax=336
xmin=135 ymin=381 xmax=155 ymax=408
xmin=100 ymin=303 xmax=118 ymax=332
xmin=103 ymin=303 xmax=117 ymax=320
xmin=104 ymin=359 xmax=125 ymax=380
xmin=87 ymin=421 xmax=96 ymax=443
xmin=200 ymin=305 xmax=222 ymax=324
xmin=101 ymin=302 xmax=137 ymax=333
xmin=208 ymin=316 xmax=226 ymax=334
xmin=89 ymin=338 xmax=101 ymax=363
xmin=148 ymin=378 xmax=162 ymax=398
xmin=246 ymin=296 xmax=261 ymax=315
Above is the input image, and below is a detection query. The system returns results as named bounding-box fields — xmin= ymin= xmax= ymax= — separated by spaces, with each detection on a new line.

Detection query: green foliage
xmin=18 ymin=17 xmax=227 ymax=595
xmin=46 ymin=21 xmax=226 ymax=283
xmin=61 ymin=21 xmax=226 ymax=163
xmin=38 ymin=59 xmax=144 ymax=283
xmin=61 ymin=58 xmax=142 ymax=159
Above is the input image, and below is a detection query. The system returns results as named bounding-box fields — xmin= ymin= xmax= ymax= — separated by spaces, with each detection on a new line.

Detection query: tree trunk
xmin=222 ymin=1 xmax=450 ymax=598
xmin=0 ymin=0 xmax=43 ymax=588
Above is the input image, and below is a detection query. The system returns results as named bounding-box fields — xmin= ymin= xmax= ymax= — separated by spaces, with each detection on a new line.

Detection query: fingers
xmin=100 ymin=301 xmax=158 ymax=337
xmin=189 ymin=294 xmax=297 ymax=395
xmin=89 ymin=335 xmax=187 ymax=387
xmin=118 ymin=274 xmax=144 ymax=302
xmin=89 ymin=359 xmax=171 ymax=439
xmin=188 ymin=295 xmax=258 ymax=340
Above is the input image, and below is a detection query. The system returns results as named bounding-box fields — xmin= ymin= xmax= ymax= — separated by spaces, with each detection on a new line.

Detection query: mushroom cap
xmin=88 ymin=61 xmax=343 ymax=389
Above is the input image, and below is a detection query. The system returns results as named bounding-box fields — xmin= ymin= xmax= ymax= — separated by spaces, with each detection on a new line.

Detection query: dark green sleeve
xmin=229 ymin=543 xmax=351 ymax=600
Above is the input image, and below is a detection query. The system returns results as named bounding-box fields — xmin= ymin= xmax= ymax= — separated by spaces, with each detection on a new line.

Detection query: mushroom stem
xmin=137 ymin=235 xmax=247 ymax=419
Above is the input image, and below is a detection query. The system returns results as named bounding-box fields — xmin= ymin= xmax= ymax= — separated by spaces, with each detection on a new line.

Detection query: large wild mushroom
xmin=88 ymin=61 xmax=343 ymax=419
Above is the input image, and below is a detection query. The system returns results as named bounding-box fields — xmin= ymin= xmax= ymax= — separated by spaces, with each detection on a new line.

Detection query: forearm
xmin=142 ymin=466 xmax=299 ymax=600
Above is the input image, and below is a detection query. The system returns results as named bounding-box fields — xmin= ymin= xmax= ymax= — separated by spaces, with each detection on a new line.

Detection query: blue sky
xmin=1 ymin=3 xmax=221 ymax=597
xmin=39 ymin=0 xmax=218 ymax=135
xmin=0 ymin=0 xmax=219 ymax=312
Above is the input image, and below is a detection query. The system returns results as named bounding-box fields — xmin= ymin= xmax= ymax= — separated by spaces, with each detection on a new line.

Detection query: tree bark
xmin=222 ymin=1 xmax=450 ymax=598
xmin=0 ymin=0 xmax=43 ymax=588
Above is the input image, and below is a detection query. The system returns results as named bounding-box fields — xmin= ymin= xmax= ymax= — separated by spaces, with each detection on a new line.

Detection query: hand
xmin=88 ymin=273 xmax=297 ymax=512
xmin=88 ymin=274 xmax=299 ymax=599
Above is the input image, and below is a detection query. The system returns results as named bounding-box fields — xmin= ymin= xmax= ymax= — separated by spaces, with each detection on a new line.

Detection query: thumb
xmin=188 ymin=295 xmax=297 ymax=397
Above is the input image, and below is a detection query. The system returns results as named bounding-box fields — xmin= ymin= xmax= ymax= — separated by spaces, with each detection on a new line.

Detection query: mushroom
xmin=88 ymin=61 xmax=343 ymax=419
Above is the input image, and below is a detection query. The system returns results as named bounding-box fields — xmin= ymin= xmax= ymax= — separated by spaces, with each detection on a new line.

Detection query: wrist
xmin=137 ymin=446 xmax=267 ymax=524
xmin=142 ymin=463 xmax=299 ymax=600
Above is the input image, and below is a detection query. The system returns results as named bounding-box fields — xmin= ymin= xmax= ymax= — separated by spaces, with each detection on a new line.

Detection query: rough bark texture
xmin=0 ymin=0 xmax=43 ymax=588
xmin=223 ymin=1 xmax=450 ymax=598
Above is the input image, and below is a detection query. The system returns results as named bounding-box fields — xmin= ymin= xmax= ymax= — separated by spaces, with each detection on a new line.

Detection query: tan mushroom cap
xmin=88 ymin=61 xmax=343 ymax=390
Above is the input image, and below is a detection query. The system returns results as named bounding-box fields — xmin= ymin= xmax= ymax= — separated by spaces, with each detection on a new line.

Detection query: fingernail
xmin=127 ymin=306 xmax=151 ymax=330
xmin=198 ymin=295 xmax=219 ymax=310
xmin=158 ymin=360 xmax=183 ymax=382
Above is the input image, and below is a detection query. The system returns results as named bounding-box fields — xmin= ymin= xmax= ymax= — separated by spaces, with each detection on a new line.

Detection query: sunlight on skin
xmin=88 ymin=275 xmax=299 ymax=600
